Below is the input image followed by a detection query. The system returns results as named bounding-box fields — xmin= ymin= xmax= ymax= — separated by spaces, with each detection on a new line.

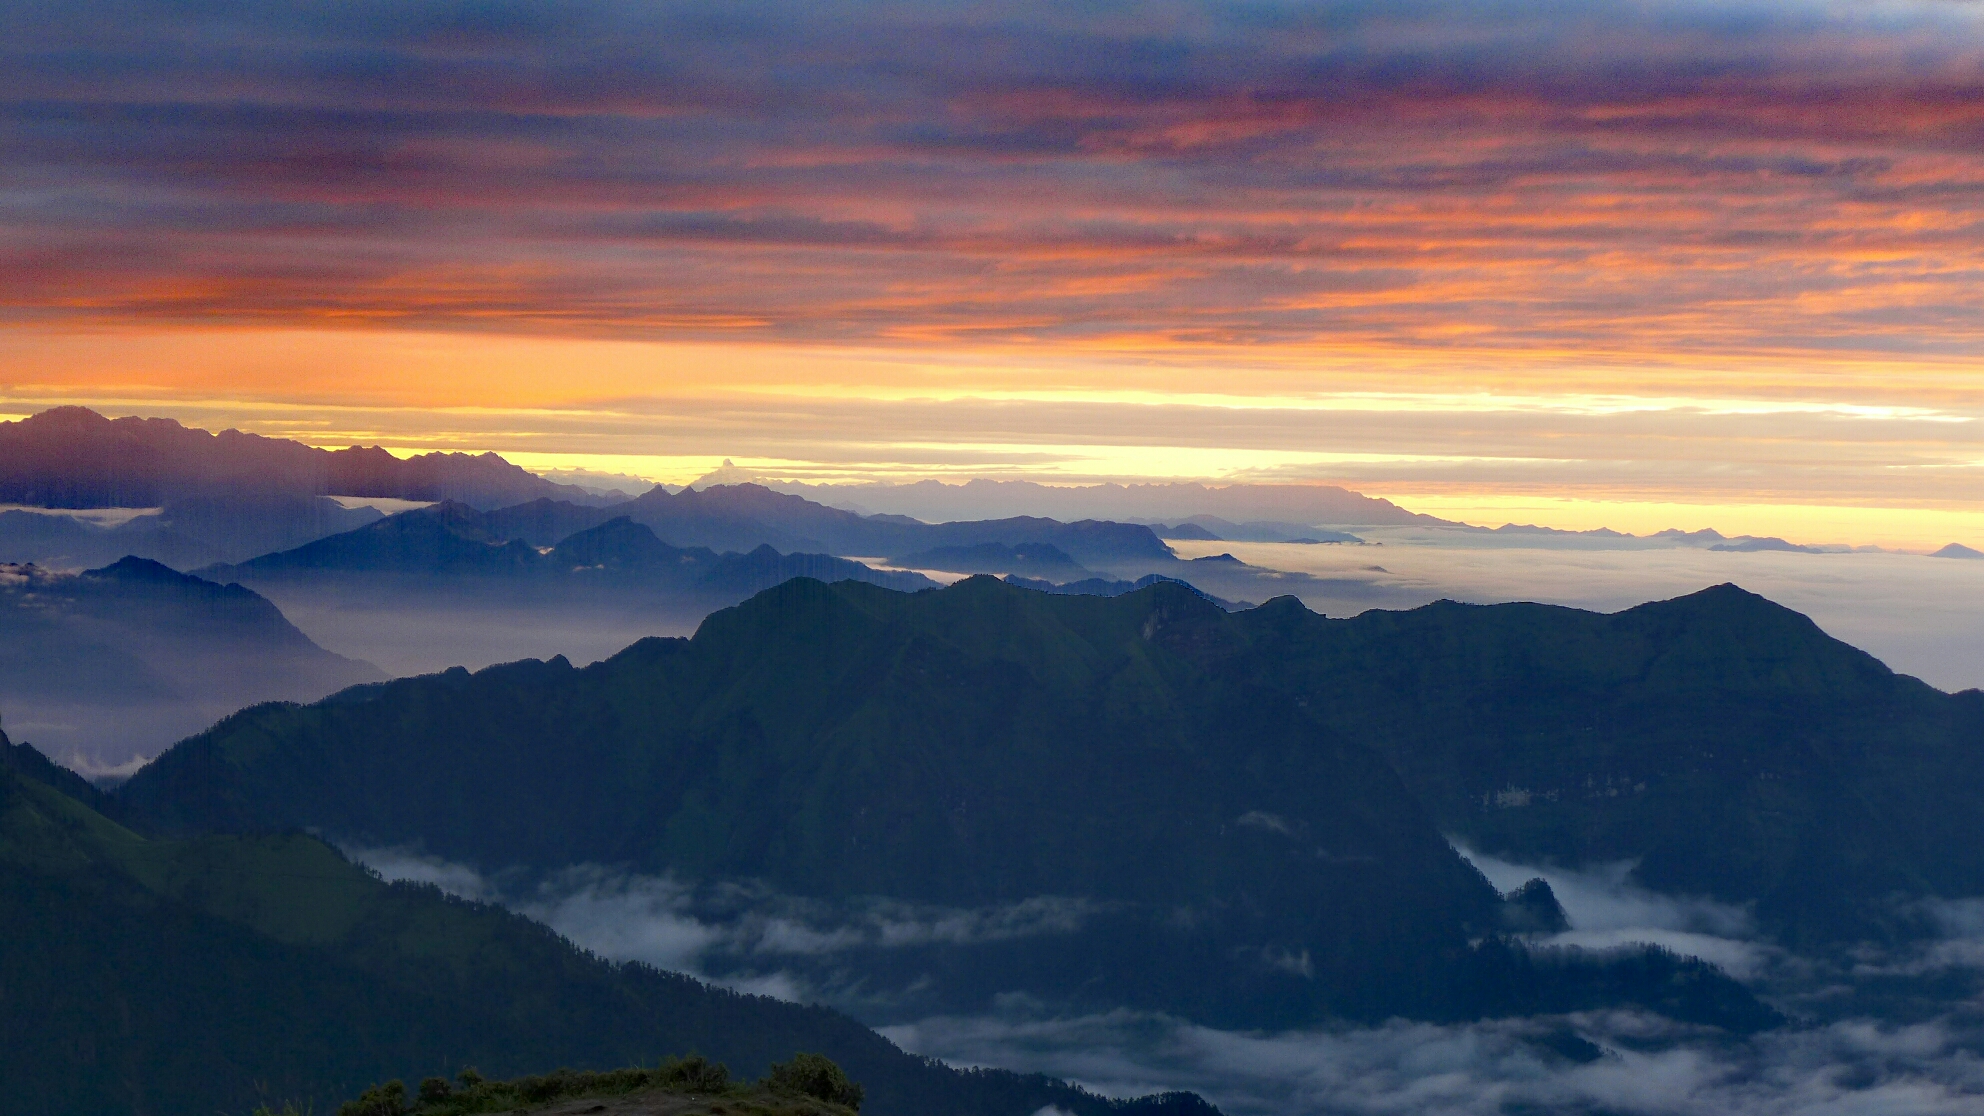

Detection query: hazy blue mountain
xmin=620 ymin=484 xmax=1176 ymax=568
xmin=1153 ymin=522 xmax=1223 ymax=541
xmin=204 ymin=500 xmax=548 ymax=580
xmin=613 ymin=485 xmax=1363 ymax=612
xmin=1931 ymin=542 xmax=1984 ymax=559
xmin=0 ymin=557 xmax=382 ymax=768
xmin=205 ymin=505 xmax=933 ymax=598
xmin=119 ymin=577 xmax=1775 ymax=1032
xmin=479 ymin=496 xmax=622 ymax=545
xmin=0 ymin=735 xmax=1220 ymax=1116
xmin=0 ymin=509 xmax=110 ymax=567
xmin=756 ymin=478 xmax=1451 ymax=526
xmin=1159 ymin=517 xmax=1364 ymax=545
xmin=0 ymin=406 xmax=612 ymax=509
xmin=0 ymin=495 xmax=384 ymax=570
xmin=195 ymin=504 xmax=935 ymax=675
xmin=895 ymin=541 xmax=1096 ymax=580
xmin=1708 ymin=536 xmax=1824 ymax=554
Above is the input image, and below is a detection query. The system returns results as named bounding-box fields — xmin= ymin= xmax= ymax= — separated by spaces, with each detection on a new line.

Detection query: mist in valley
xmin=351 ymin=843 xmax=1984 ymax=1116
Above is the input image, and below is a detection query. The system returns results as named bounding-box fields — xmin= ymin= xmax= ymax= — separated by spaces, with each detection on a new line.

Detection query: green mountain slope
xmin=0 ymin=737 xmax=1219 ymax=1116
xmin=1225 ymin=583 xmax=1984 ymax=944
xmin=118 ymin=577 xmax=1774 ymax=1030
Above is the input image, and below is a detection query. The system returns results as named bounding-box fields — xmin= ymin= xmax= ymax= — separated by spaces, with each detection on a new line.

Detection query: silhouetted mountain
xmin=120 ymin=577 xmax=1776 ymax=1032
xmin=207 ymin=501 xmax=546 ymax=579
xmin=0 ymin=495 xmax=384 ymax=570
xmin=1002 ymin=573 xmax=1247 ymax=611
xmin=0 ymin=737 xmax=1223 ymax=1116
xmin=621 ymin=484 xmax=1175 ymax=568
xmin=895 ymin=542 xmax=1094 ymax=580
xmin=1160 ymin=517 xmax=1364 ymax=545
xmin=206 ymin=505 xmax=934 ymax=598
xmin=195 ymin=504 xmax=935 ymax=675
xmin=0 ymin=406 xmax=612 ymax=509
xmin=480 ymin=496 xmax=622 ymax=545
xmin=0 ymin=557 xmax=382 ymax=768
xmin=756 ymin=479 xmax=1450 ymax=526
xmin=1931 ymin=542 xmax=1984 ymax=559
xmin=1708 ymin=536 xmax=1823 ymax=554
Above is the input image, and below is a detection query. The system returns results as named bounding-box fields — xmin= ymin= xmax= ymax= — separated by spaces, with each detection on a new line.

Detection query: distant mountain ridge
xmin=749 ymin=478 xmax=1450 ymax=526
xmin=0 ymin=406 xmax=614 ymax=509
xmin=0 ymin=495 xmax=385 ymax=570
xmin=0 ymin=557 xmax=382 ymax=767
xmin=200 ymin=501 xmax=937 ymax=599
xmin=617 ymin=484 xmax=1177 ymax=567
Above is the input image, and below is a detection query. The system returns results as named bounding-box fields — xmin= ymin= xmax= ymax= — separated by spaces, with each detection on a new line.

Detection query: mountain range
xmin=0 ymin=407 xmax=613 ymax=509
xmin=0 ymin=494 xmax=386 ymax=570
xmin=0 ymin=407 xmax=1394 ymax=618
xmin=117 ymin=576 xmax=1787 ymax=1032
xmin=191 ymin=502 xmax=941 ymax=675
xmin=0 ymin=734 xmax=1216 ymax=1116
xmin=0 ymin=556 xmax=381 ymax=770
xmin=199 ymin=502 xmax=935 ymax=597
xmin=728 ymin=477 xmax=1450 ymax=527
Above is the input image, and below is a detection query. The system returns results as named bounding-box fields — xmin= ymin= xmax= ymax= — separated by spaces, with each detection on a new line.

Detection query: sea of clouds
xmin=352 ymin=844 xmax=1984 ymax=1116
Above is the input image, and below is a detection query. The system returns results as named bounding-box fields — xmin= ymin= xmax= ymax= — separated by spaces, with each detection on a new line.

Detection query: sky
xmin=6 ymin=0 xmax=1984 ymax=546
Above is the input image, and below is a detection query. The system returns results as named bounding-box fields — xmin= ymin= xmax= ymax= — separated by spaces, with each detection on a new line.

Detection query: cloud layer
xmin=352 ymin=843 xmax=1984 ymax=1115
xmin=6 ymin=0 xmax=1984 ymax=362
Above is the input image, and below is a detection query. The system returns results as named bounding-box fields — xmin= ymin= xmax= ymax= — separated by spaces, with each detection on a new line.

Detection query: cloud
xmin=9 ymin=2 xmax=1984 ymax=523
xmin=348 ymin=842 xmax=1984 ymax=1113
xmin=347 ymin=847 xmax=1098 ymax=996
xmin=883 ymin=1007 xmax=1984 ymax=1116
xmin=349 ymin=845 xmax=502 ymax=903
xmin=5 ymin=0 xmax=1984 ymax=369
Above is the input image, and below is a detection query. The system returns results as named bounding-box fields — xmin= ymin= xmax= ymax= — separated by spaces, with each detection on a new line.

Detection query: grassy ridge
xmin=119 ymin=576 xmax=1781 ymax=1028
xmin=0 ymin=747 xmax=1222 ymax=1116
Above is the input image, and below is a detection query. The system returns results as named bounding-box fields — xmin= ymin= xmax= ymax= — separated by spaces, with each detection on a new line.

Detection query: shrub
xmin=416 ymin=1077 xmax=452 ymax=1106
xmin=338 ymin=1080 xmax=405 ymax=1116
xmin=764 ymin=1053 xmax=863 ymax=1110
xmin=514 ymin=1070 xmax=577 ymax=1103
xmin=659 ymin=1054 xmax=730 ymax=1092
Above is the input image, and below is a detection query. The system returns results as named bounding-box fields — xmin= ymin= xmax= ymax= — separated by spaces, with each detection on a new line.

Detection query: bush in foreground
xmin=333 ymin=1053 xmax=857 ymax=1115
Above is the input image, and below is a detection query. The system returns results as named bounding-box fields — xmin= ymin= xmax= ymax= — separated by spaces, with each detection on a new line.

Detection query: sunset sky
xmin=6 ymin=0 xmax=1984 ymax=546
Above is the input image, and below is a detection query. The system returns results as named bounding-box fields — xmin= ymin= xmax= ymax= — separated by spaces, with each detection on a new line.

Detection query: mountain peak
xmin=84 ymin=554 xmax=196 ymax=584
xmin=20 ymin=405 xmax=116 ymax=431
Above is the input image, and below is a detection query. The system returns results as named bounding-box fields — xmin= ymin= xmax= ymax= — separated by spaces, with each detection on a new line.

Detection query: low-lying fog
xmin=259 ymin=594 xmax=703 ymax=678
xmin=1170 ymin=537 xmax=1984 ymax=692
xmin=354 ymin=846 xmax=1984 ymax=1116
